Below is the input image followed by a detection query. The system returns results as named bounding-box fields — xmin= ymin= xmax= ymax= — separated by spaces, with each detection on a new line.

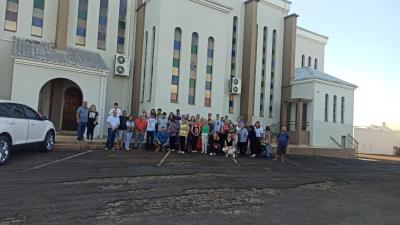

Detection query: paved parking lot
xmin=1 ymin=148 xmax=400 ymax=225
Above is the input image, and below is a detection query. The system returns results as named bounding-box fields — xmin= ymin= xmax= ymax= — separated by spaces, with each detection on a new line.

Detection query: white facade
xmin=0 ymin=0 xmax=358 ymax=148
xmin=355 ymin=124 xmax=400 ymax=155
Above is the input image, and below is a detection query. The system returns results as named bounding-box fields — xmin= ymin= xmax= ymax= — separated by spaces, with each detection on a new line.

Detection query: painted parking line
xmin=158 ymin=150 xmax=172 ymax=167
xmin=358 ymin=158 xmax=379 ymax=162
xmin=316 ymin=156 xmax=343 ymax=166
xmin=285 ymin=159 xmax=302 ymax=167
xmin=28 ymin=150 xmax=94 ymax=170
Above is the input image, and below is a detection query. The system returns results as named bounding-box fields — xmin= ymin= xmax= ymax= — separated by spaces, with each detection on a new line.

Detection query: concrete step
xmin=55 ymin=143 xmax=105 ymax=151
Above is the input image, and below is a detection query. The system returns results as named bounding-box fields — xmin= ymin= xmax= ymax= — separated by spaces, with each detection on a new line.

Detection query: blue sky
xmin=290 ymin=0 xmax=400 ymax=129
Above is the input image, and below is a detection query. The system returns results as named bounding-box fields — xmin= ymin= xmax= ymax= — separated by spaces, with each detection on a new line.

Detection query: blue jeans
xmin=265 ymin=144 xmax=271 ymax=159
xmin=146 ymin=131 xmax=155 ymax=149
xmin=77 ymin=122 xmax=87 ymax=141
xmin=134 ymin=131 xmax=145 ymax=148
xmin=106 ymin=128 xmax=118 ymax=149
xmin=125 ymin=132 xmax=133 ymax=149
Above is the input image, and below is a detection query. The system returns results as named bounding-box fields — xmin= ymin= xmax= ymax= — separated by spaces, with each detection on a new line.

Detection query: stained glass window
xmin=4 ymin=0 xmax=19 ymax=32
xmin=204 ymin=37 xmax=214 ymax=107
xmin=31 ymin=0 xmax=45 ymax=37
xmin=117 ymin=0 xmax=127 ymax=53
xmin=188 ymin=33 xmax=199 ymax=105
xmin=97 ymin=0 xmax=109 ymax=50
xmin=170 ymin=28 xmax=182 ymax=103
xmin=76 ymin=0 xmax=88 ymax=45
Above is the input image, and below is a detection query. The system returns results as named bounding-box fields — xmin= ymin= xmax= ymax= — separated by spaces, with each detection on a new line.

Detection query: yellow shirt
xmin=179 ymin=124 xmax=189 ymax=137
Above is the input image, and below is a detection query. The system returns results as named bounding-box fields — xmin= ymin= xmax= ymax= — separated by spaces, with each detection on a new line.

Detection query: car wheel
xmin=42 ymin=131 xmax=55 ymax=152
xmin=0 ymin=136 xmax=11 ymax=165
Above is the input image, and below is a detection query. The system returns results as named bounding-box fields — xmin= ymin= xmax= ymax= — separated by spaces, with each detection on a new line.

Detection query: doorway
xmin=62 ymin=87 xmax=83 ymax=131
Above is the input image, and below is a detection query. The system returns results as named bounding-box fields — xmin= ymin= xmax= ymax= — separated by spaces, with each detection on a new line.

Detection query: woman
xmin=168 ymin=112 xmax=175 ymax=122
xmin=200 ymin=118 xmax=209 ymax=154
xmin=178 ymin=118 xmax=189 ymax=154
xmin=209 ymin=133 xmax=221 ymax=156
xmin=222 ymin=132 xmax=236 ymax=157
xmin=150 ymin=109 xmax=156 ymax=117
xmin=248 ymin=125 xmax=257 ymax=158
xmin=228 ymin=121 xmax=236 ymax=133
xmin=168 ymin=118 xmax=179 ymax=151
xmin=124 ymin=116 xmax=135 ymax=150
xmin=263 ymin=126 xmax=272 ymax=159
xmin=187 ymin=126 xmax=200 ymax=153
xmin=254 ymin=121 xmax=264 ymax=157
xmin=87 ymin=105 xmax=99 ymax=142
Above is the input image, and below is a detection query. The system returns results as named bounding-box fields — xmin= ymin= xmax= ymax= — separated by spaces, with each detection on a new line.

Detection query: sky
xmin=289 ymin=0 xmax=400 ymax=130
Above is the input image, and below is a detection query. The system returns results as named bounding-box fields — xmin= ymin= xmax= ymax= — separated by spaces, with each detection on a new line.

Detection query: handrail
xmin=347 ymin=133 xmax=359 ymax=156
xmin=330 ymin=136 xmax=342 ymax=148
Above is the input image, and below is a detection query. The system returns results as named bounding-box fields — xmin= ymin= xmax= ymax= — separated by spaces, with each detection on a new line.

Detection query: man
xmin=117 ymin=111 xmax=128 ymax=150
xmin=237 ymin=122 xmax=248 ymax=157
xmin=275 ymin=127 xmax=290 ymax=162
xmin=213 ymin=114 xmax=222 ymax=133
xmin=108 ymin=102 xmax=122 ymax=117
xmin=146 ymin=114 xmax=157 ymax=149
xmin=154 ymin=126 xmax=169 ymax=152
xmin=174 ymin=109 xmax=182 ymax=124
xmin=76 ymin=101 xmax=89 ymax=141
xmin=155 ymin=108 xmax=163 ymax=135
xmin=158 ymin=112 xmax=169 ymax=132
xmin=207 ymin=113 xmax=213 ymax=122
xmin=105 ymin=110 xmax=120 ymax=150
xmin=134 ymin=114 xmax=147 ymax=149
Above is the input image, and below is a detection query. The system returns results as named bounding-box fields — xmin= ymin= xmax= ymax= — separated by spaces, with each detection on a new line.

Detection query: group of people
xmin=76 ymin=102 xmax=291 ymax=162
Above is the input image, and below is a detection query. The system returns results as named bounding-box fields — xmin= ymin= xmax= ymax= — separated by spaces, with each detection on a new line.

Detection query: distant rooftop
xmin=293 ymin=67 xmax=357 ymax=88
xmin=12 ymin=38 xmax=109 ymax=72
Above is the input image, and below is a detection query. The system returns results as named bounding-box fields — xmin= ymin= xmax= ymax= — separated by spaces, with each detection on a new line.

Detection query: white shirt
xmin=107 ymin=115 xmax=120 ymax=129
xmin=108 ymin=108 xmax=122 ymax=117
xmin=255 ymin=127 xmax=264 ymax=138
xmin=146 ymin=118 xmax=157 ymax=131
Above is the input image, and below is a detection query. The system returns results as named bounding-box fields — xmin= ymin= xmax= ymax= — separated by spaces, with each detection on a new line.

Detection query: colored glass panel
xmin=97 ymin=0 xmax=108 ymax=50
xmin=76 ymin=0 xmax=88 ymax=45
xmin=4 ymin=0 xmax=19 ymax=32
xmin=170 ymin=28 xmax=182 ymax=103
xmin=204 ymin=37 xmax=214 ymax=107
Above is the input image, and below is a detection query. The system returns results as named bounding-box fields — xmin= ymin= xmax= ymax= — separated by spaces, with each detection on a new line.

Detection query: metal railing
xmin=347 ymin=133 xmax=359 ymax=156
xmin=330 ymin=136 xmax=342 ymax=148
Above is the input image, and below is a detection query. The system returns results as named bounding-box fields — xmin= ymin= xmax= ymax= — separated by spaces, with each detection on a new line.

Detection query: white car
xmin=0 ymin=100 xmax=56 ymax=165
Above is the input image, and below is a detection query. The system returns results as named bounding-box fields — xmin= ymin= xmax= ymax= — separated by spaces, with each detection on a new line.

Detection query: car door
xmin=21 ymin=105 xmax=46 ymax=143
xmin=0 ymin=103 xmax=29 ymax=145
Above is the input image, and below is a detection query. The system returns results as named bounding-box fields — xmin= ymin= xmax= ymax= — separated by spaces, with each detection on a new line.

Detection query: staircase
xmin=55 ymin=135 xmax=107 ymax=151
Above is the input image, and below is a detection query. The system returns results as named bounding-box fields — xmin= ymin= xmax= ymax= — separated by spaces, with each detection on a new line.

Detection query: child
xmin=154 ymin=126 xmax=169 ymax=152
xmin=178 ymin=118 xmax=189 ymax=154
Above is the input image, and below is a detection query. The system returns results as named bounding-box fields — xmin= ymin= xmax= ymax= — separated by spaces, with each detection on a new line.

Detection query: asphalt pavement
xmin=1 ymin=148 xmax=400 ymax=225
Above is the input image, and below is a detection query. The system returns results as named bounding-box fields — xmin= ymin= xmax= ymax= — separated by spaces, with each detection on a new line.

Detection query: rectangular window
xmin=4 ymin=0 xmax=19 ymax=32
xmin=117 ymin=0 xmax=127 ymax=53
xmin=205 ymin=37 xmax=214 ymax=107
xmin=31 ymin=0 xmax=45 ymax=37
xmin=97 ymin=0 xmax=109 ymax=50
xmin=170 ymin=28 xmax=182 ymax=103
xmin=188 ymin=33 xmax=199 ymax=105
xmin=260 ymin=26 xmax=268 ymax=117
xmin=269 ymin=30 xmax=277 ymax=118
xmin=141 ymin=31 xmax=148 ymax=103
xmin=76 ymin=0 xmax=88 ymax=45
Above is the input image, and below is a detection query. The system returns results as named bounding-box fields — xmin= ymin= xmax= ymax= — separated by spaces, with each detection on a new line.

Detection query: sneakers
xmin=250 ymin=154 xmax=256 ymax=158
xmin=178 ymin=151 xmax=185 ymax=154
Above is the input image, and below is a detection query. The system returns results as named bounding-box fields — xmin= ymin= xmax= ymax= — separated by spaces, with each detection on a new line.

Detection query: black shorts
xmin=277 ymin=145 xmax=287 ymax=155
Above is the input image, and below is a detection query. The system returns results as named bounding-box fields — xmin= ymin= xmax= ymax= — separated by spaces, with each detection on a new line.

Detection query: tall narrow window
xmin=333 ymin=95 xmax=337 ymax=123
xmin=31 ymin=0 xmax=45 ymax=37
xmin=97 ymin=0 xmax=109 ymax=50
xmin=308 ymin=56 xmax=312 ymax=67
xmin=314 ymin=58 xmax=318 ymax=70
xmin=76 ymin=0 xmax=88 ymax=45
xmin=301 ymin=55 xmax=305 ymax=67
xmin=324 ymin=94 xmax=329 ymax=122
xmin=260 ymin=26 xmax=268 ymax=117
xmin=141 ymin=31 xmax=148 ymax=103
xmin=117 ymin=0 xmax=127 ymax=53
xmin=205 ymin=37 xmax=214 ymax=107
xmin=188 ymin=32 xmax=199 ymax=105
xmin=229 ymin=16 xmax=238 ymax=113
xmin=170 ymin=28 xmax=182 ymax=103
xmin=4 ymin=0 xmax=19 ymax=32
xmin=148 ymin=26 xmax=156 ymax=102
xmin=341 ymin=97 xmax=345 ymax=123
xmin=269 ymin=29 xmax=277 ymax=118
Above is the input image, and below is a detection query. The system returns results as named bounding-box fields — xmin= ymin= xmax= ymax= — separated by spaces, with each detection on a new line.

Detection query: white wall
xmin=295 ymin=28 xmax=327 ymax=71
xmin=355 ymin=128 xmax=400 ymax=155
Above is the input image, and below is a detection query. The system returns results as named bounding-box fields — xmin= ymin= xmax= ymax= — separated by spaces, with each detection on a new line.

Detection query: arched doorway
xmin=62 ymin=87 xmax=83 ymax=131
xmin=38 ymin=78 xmax=83 ymax=132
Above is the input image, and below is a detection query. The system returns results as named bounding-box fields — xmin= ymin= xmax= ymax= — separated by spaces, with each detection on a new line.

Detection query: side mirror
xmin=42 ymin=116 xmax=48 ymax=121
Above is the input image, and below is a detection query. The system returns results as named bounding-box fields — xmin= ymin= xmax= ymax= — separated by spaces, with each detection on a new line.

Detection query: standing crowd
xmin=76 ymin=101 xmax=290 ymax=162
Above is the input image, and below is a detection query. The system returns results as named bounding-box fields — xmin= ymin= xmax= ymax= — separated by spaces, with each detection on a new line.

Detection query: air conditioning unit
xmin=230 ymin=77 xmax=241 ymax=95
xmin=114 ymin=54 xmax=131 ymax=77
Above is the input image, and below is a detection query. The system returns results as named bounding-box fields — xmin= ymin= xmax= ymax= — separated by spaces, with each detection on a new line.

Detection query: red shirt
xmin=135 ymin=118 xmax=147 ymax=132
